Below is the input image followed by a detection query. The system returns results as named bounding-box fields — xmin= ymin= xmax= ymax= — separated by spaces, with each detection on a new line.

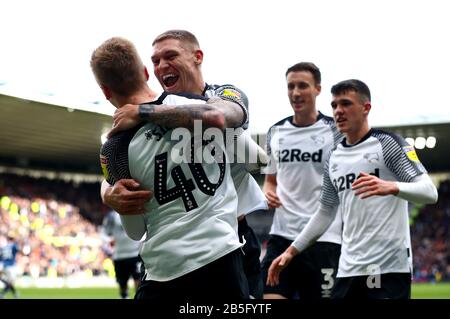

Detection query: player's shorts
xmin=261 ymin=235 xmax=340 ymax=299
xmin=113 ymin=256 xmax=142 ymax=287
xmin=1 ymin=266 xmax=18 ymax=282
xmin=238 ymin=216 xmax=263 ymax=299
xmin=135 ymin=248 xmax=249 ymax=300
xmin=331 ymin=272 xmax=411 ymax=299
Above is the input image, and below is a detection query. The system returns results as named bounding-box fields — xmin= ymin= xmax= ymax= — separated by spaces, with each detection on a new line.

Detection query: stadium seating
xmin=411 ymin=179 xmax=450 ymax=282
xmin=0 ymin=173 xmax=111 ymax=281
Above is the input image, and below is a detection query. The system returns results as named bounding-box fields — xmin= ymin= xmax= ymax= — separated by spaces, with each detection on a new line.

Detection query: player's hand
xmin=352 ymin=172 xmax=399 ymax=199
xmin=103 ymin=179 xmax=153 ymax=215
xmin=107 ymin=104 xmax=141 ymax=138
xmin=264 ymin=190 xmax=282 ymax=209
xmin=266 ymin=246 xmax=298 ymax=286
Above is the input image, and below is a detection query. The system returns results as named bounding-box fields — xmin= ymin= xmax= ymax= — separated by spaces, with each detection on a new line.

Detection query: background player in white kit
xmin=101 ymin=210 xmax=141 ymax=299
xmin=262 ymin=62 xmax=343 ymax=299
xmin=103 ymin=30 xmax=268 ymax=298
xmin=267 ymin=79 xmax=438 ymax=299
xmin=91 ymin=36 xmax=248 ymax=300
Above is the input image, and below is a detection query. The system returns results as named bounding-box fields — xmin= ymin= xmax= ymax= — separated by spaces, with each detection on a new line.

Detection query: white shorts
xmin=1 ymin=266 xmax=17 ymax=282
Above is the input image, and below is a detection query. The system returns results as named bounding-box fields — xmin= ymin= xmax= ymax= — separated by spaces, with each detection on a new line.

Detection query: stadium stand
xmin=0 ymin=172 xmax=112 ymax=284
xmin=411 ymin=179 xmax=450 ymax=282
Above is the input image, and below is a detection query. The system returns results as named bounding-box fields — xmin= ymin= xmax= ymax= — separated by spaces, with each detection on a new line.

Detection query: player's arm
xmin=267 ymin=154 xmax=340 ymax=286
xmin=119 ymin=214 xmax=146 ymax=241
xmin=352 ymin=172 xmax=438 ymax=204
xmin=267 ymin=204 xmax=338 ymax=286
xmin=100 ymin=179 xmax=110 ymax=202
xmin=263 ymin=174 xmax=282 ymax=209
xmin=262 ymin=125 xmax=280 ymax=202
xmin=101 ymin=179 xmax=153 ymax=215
xmin=107 ymin=98 xmax=244 ymax=137
xmin=100 ymin=213 xmax=114 ymax=240
xmin=235 ymin=130 xmax=269 ymax=172
xmin=397 ymin=174 xmax=438 ymax=203
xmin=138 ymin=97 xmax=243 ymax=129
xmin=355 ymin=133 xmax=438 ymax=204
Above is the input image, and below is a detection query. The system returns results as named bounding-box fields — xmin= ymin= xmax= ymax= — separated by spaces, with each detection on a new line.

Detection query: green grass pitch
xmin=1 ymin=283 xmax=449 ymax=299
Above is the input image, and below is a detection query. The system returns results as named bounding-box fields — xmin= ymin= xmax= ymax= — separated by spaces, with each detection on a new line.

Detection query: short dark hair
xmin=331 ymin=79 xmax=371 ymax=102
xmin=152 ymin=29 xmax=200 ymax=49
xmin=285 ymin=62 xmax=321 ymax=85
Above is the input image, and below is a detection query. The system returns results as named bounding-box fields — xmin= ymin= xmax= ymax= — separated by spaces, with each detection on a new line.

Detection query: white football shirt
xmin=205 ymin=84 xmax=267 ymax=216
xmin=102 ymin=211 xmax=141 ymax=260
xmin=321 ymin=129 xmax=426 ymax=277
xmin=101 ymin=93 xmax=243 ymax=281
xmin=266 ymin=113 xmax=343 ymax=244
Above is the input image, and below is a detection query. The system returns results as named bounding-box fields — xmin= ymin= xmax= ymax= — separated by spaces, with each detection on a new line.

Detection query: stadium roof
xmin=0 ymin=93 xmax=112 ymax=173
xmin=1 ymin=93 xmax=449 ymax=174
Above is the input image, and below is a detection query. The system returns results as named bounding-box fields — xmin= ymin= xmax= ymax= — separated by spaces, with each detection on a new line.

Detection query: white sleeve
xmin=119 ymin=214 xmax=146 ymax=241
xmin=100 ymin=179 xmax=111 ymax=203
xmin=396 ymin=173 xmax=438 ymax=204
xmin=234 ymin=130 xmax=269 ymax=173
xmin=291 ymin=204 xmax=338 ymax=252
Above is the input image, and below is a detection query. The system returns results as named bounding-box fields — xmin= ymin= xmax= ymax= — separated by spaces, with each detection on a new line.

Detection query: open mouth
xmin=292 ymin=100 xmax=303 ymax=107
xmin=162 ymin=74 xmax=179 ymax=88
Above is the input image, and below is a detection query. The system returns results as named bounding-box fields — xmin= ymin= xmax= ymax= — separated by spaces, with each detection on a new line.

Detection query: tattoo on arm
xmin=139 ymin=103 xmax=215 ymax=129
xmin=137 ymin=98 xmax=244 ymax=130
xmin=205 ymin=97 xmax=244 ymax=128
xmin=138 ymin=104 xmax=156 ymax=119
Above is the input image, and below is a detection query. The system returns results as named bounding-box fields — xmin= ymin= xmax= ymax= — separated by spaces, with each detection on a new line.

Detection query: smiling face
xmin=286 ymin=70 xmax=321 ymax=118
xmin=151 ymin=38 xmax=204 ymax=95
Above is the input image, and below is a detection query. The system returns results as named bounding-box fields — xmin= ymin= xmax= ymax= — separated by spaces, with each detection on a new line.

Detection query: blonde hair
xmin=90 ymin=37 xmax=146 ymax=96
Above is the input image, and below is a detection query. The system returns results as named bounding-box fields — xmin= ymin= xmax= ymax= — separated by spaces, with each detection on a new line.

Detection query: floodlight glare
xmin=426 ymin=136 xmax=436 ymax=149
xmin=414 ymin=137 xmax=426 ymax=150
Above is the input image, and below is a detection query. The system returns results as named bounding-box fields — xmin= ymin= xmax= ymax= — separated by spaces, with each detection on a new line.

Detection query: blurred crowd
xmin=1 ymin=172 xmax=450 ymax=283
xmin=0 ymin=173 xmax=113 ymax=281
xmin=411 ymin=179 xmax=450 ymax=282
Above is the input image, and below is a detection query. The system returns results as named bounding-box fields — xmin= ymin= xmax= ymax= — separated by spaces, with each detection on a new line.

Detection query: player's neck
xmin=116 ymin=87 xmax=159 ymax=107
xmin=346 ymin=123 xmax=370 ymax=145
xmin=192 ymin=76 xmax=206 ymax=95
xmin=293 ymin=110 xmax=319 ymax=127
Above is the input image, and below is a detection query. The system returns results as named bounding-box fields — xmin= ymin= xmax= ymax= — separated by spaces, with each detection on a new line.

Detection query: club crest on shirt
xmin=403 ymin=145 xmax=419 ymax=162
xmin=311 ymin=134 xmax=325 ymax=146
xmin=331 ymin=163 xmax=339 ymax=173
xmin=363 ymin=152 xmax=379 ymax=163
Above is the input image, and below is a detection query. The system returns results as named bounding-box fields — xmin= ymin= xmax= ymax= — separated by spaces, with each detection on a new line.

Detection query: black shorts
xmin=135 ymin=248 xmax=249 ymax=301
xmin=238 ymin=216 xmax=263 ymax=299
xmin=261 ymin=235 xmax=340 ymax=299
xmin=114 ymin=256 xmax=142 ymax=287
xmin=331 ymin=273 xmax=411 ymax=299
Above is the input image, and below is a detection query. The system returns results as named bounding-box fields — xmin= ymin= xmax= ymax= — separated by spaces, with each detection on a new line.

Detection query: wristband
xmin=138 ymin=104 xmax=156 ymax=119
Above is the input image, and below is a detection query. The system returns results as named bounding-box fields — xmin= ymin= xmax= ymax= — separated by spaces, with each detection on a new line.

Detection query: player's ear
xmin=144 ymin=66 xmax=149 ymax=81
xmin=100 ymin=84 xmax=112 ymax=100
xmin=363 ymin=102 xmax=371 ymax=115
xmin=194 ymin=49 xmax=203 ymax=65
xmin=315 ymin=84 xmax=322 ymax=95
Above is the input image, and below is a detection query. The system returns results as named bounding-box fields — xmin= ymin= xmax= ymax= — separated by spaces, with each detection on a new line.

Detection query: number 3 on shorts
xmin=321 ymin=268 xmax=335 ymax=290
